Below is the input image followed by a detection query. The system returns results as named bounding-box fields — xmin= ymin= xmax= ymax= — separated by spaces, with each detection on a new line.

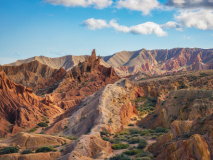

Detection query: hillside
xmin=104 ymin=48 xmax=213 ymax=76
xmin=0 ymin=71 xmax=64 ymax=137
xmin=0 ymin=60 xmax=66 ymax=95
xmin=6 ymin=55 xmax=110 ymax=71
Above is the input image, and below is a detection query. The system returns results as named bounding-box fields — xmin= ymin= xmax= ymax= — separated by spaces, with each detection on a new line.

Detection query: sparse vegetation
xmin=38 ymin=122 xmax=48 ymax=127
xmin=124 ymin=149 xmax=140 ymax=155
xmin=137 ymin=139 xmax=148 ymax=149
xmin=29 ymin=128 xmax=37 ymax=132
xmin=0 ymin=147 xmax=19 ymax=155
xmin=111 ymin=143 xmax=129 ymax=150
xmin=21 ymin=149 xmax=33 ymax=154
xmin=155 ymin=127 xmax=169 ymax=133
xmin=35 ymin=146 xmax=56 ymax=153
xmin=100 ymin=131 xmax=111 ymax=136
xmin=135 ymin=97 xmax=157 ymax=118
xmin=110 ymin=154 xmax=131 ymax=160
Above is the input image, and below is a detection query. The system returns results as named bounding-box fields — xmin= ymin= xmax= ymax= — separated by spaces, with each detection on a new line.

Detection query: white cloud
xmin=175 ymin=9 xmax=213 ymax=30
xmin=109 ymin=20 xmax=130 ymax=33
xmin=116 ymin=0 xmax=160 ymax=15
xmin=109 ymin=20 xmax=168 ymax=37
xmin=44 ymin=0 xmax=113 ymax=9
xmin=129 ymin=22 xmax=167 ymax=36
xmin=83 ymin=18 xmax=168 ymax=37
xmin=167 ymin=0 xmax=213 ymax=9
xmin=161 ymin=21 xmax=182 ymax=30
xmin=82 ymin=18 xmax=109 ymax=30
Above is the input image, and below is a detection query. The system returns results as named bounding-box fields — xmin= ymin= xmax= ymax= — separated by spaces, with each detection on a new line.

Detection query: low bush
xmin=100 ymin=131 xmax=110 ymax=136
xmin=129 ymin=137 xmax=139 ymax=144
xmin=138 ymin=139 xmax=148 ymax=149
xmin=35 ymin=146 xmax=56 ymax=153
xmin=38 ymin=122 xmax=48 ymax=127
xmin=21 ymin=149 xmax=33 ymax=154
xmin=124 ymin=149 xmax=140 ymax=155
xmin=129 ymin=129 xmax=141 ymax=134
xmin=29 ymin=128 xmax=37 ymax=132
xmin=0 ymin=147 xmax=19 ymax=155
xmin=155 ymin=127 xmax=169 ymax=133
xmin=110 ymin=154 xmax=131 ymax=160
xmin=128 ymin=124 xmax=134 ymax=126
xmin=66 ymin=136 xmax=78 ymax=140
xmin=135 ymin=150 xmax=150 ymax=158
xmin=111 ymin=143 xmax=129 ymax=150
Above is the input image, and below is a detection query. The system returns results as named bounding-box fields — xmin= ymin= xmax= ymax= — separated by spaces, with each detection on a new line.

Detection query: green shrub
xmin=138 ymin=139 xmax=148 ymax=149
xmin=29 ymin=128 xmax=37 ymax=132
xmin=155 ymin=127 xmax=169 ymax=133
xmin=135 ymin=150 xmax=150 ymax=157
xmin=129 ymin=129 xmax=141 ymax=134
xmin=100 ymin=131 xmax=110 ymax=136
xmin=110 ymin=154 xmax=131 ymax=160
xmin=124 ymin=149 xmax=140 ymax=155
xmin=111 ymin=143 xmax=129 ymax=150
xmin=38 ymin=122 xmax=48 ymax=127
xmin=114 ymin=138 xmax=121 ymax=144
xmin=128 ymin=124 xmax=134 ymax=126
xmin=129 ymin=137 xmax=139 ymax=144
xmin=102 ymin=137 xmax=110 ymax=141
xmin=0 ymin=147 xmax=19 ymax=155
xmin=21 ymin=149 xmax=33 ymax=154
xmin=35 ymin=146 xmax=56 ymax=153
xmin=54 ymin=145 xmax=60 ymax=148
xmin=152 ymin=135 xmax=158 ymax=139
xmin=66 ymin=136 xmax=78 ymax=140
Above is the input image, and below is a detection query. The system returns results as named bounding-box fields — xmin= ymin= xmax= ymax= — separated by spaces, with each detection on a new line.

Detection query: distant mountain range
xmin=5 ymin=48 xmax=213 ymax=76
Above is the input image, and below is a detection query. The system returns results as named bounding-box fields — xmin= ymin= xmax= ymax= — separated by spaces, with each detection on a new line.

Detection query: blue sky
xmin=0 ymin=0 xmax=213 ymax=65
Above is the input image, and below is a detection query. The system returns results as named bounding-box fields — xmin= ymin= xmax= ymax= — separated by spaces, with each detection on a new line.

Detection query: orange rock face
xmin=0 ymin=71 xmax=63 ymax=137
xmin=52 ymin=49 xmax=120 ymax=103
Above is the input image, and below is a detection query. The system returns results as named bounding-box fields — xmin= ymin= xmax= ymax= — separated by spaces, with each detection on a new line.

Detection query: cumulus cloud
xmin=175 ymin=10 xmax=213 ymax=30
xmin=167 ymin=0 xmax=213 ymax=9
xmin=82 ymin=18 xmax=109 ymax=30
xmin=161 ymin=21 xmax=182 ymax=30
xmin=82 ymin=18 xmax=169 ymax=37
xmin=44 ymin=0 xmax=113 ymax=9
xmin=116 ymin=0 xmax=160 ymax=15
xmin=110 ymin=20 xmax=167 ymax=36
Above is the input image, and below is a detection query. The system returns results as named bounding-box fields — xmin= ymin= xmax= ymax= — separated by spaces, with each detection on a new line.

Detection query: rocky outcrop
xmin=0 ymin=132 xmax=71 ymax=149
xmin=0 ymin=60 xmax=66 ymax=95
xmin=59 ymin=135 xmax=112 ymax=160
xmin=155 ymin=134 xmax=211 ymax=160
xmin=0 ymin=71 xmax=64 ymax=137
xmin=46 ymin=79 xmax=139 ymax=159
xmin=149 ymin=113 xmax=213 ymax=160
xmin=52 ymin=49 xmax=120 ymax=103
xmin=140 ymin=89 xmax=213 ymax=129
